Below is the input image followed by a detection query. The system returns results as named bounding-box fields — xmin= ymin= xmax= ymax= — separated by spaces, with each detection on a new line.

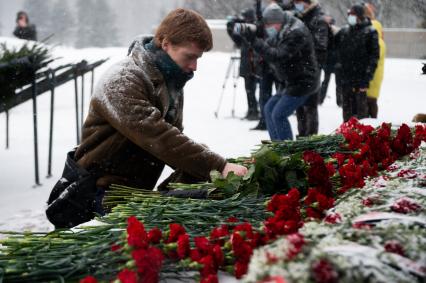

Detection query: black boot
xmin=251 ymin=119 xmax=267 ymax=130
xmin=244 ymin=109 xmax=260 ymax=121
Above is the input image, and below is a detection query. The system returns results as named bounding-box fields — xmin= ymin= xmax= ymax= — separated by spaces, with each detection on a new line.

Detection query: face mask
xmin=348 ymin=15 xmax=357 ymax=26
xmin=294 ymin=3 xmax=305 ymax=12
xmin=265 ymin=27 xmax=278 ymax=38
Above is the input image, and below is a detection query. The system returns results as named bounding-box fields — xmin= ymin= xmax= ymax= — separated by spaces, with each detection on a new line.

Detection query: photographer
xmin=226 ymin=8 xmax=260 ymax=120
xmin=235 ymin=3 xmax=320 ymax=140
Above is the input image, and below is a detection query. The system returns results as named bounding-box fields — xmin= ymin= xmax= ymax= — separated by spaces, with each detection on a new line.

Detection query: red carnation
xmin=194 ymin=236 xmax=211 ymax=254
xmin=391 ymin=124 xmax=414 ymax=156
xmin=177 ymin=234 xmax=190 ymax=259
xmin=311 ymin=259 xmax=338 ymax=283
xmin=352 ymin=222 xmax=372 ymax=230
xmin=201 ymin=274 xmax=219 ymax=283
xmin=212 ymin=244 xmax=224 ymax=267
xmin=209 ymin=225 xmax=229 ymax=245
xmin=199 ymin=255 xmax=217 ymax=277
xmin=266 ymin=251 xmax=279 ymax=264
xmin=148 ymin=227 xmax=162 ymax=244
xmin=384 ymin=240 xmax=405 ymax=257
xmin=231 ymin=232 xmax=253 ymax=263
xmin=234 ymin=261 xmax=249 ymax=279
xmin=259 ymin=276 xmax=288 ymax=283
xmin=391 ymin=197 xmax=421 ymax=214
xmin=303 ymin=151 xmax=332 ymax=193
xmin=132 ymin=247 xmax=164 ymax=283
xmin=79 ymin=276 xmax=97 ymax=283
xmin=190 ymin=248 xmax=202 ymax=262
xmin=226 ymin=217 xmax=239 ymax=223
xmin=234 ymin=222 xmax=254 ymax=239
xmin=397 ymin=169 xmax=418 ymax=179
xmin=126 ymin=216 xmax=148 ymax=249
xmin=286 ymin=233 xmax=305 ymax=259
xmin=386 ymin=163 xmax=399 ymax=172
xmin=117 ymin=269 xmax=138 ymax=283
xmin=168 ymin=223 xmax=186 ymax=243
xmin=377 ymin=122 xmax=392 ymax=140
xmin=414 ymin=124 xmax=426 ymax=148
xmin=332 ymin=153 xmax=347 ymax=167
xmin=111 ymin=244 xmax=121 ymax=252
xmin=324 ymin=212 xmax=342 ymax=224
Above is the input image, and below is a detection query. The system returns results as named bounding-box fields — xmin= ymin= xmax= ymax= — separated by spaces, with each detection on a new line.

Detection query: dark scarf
xmin=145 ymin=40 xmax=194 ymax=91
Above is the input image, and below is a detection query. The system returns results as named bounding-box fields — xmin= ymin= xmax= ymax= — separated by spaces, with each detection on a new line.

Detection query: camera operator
xmin=293 ymin=0 xmax=329 ymax=137
xmin=234 ymin=3 xmax=320 ymax=140
xmin=226 ymin=8 xmax=260 ymax=120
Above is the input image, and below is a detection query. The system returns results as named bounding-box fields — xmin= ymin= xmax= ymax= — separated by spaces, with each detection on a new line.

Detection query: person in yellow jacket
xmin=364 ymin=3 xmax=386 ymax=118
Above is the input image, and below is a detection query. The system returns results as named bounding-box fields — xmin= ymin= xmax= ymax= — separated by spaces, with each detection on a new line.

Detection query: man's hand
xmin=221 ymin=162 xmax=248 ymax=177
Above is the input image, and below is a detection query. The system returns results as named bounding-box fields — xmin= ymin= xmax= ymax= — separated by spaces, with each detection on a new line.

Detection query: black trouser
xmin=342 ymin=86 xmax=368 ymax=122
xmin=367 ymin=97 xmax=378 ymax=118
xmin=319 ymin=70 xmax=332 ymax=104
xmin=296 ymin=91 xmax=319 ymax=137
xmin=46 ymin=150 xmax=101 ymax=229
xmin=244 ymin=75 xmax=259 ymax=114
xmin=258 ymin=72 xmax=275 ymax=126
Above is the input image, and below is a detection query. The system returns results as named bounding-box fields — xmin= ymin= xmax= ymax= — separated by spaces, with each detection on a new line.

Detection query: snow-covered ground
xmin=0 ymin=36 xmax=425 ymax=234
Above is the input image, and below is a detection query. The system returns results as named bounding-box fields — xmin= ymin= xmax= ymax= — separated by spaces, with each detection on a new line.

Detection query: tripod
xmin=214 ymin=55 xmax=240 ymax=118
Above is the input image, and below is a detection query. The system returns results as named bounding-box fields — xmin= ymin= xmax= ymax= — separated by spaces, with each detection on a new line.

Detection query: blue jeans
xmin=264 ymin=92 xmax=310 ymax=140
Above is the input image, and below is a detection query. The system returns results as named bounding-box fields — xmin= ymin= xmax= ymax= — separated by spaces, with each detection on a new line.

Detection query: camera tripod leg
xmin=231 ymin=59 xmax=239 ymax=118
xmin=214 ymin=57 xmax=235 ymax=118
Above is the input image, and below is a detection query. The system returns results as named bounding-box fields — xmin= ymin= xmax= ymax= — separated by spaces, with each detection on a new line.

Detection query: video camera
xmin=227 ymin=0 xmax=263 ymax=40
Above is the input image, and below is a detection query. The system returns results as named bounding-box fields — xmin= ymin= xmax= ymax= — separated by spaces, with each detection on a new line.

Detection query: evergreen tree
xmin=23 ymin=0 xmax=53 ymax=41
xmin=49 ymin=0 xmax=75 ymax=46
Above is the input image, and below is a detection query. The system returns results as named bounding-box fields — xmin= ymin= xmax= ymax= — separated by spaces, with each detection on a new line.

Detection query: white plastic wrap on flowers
xmin=243 ymin=146 xmax=426 ymax=283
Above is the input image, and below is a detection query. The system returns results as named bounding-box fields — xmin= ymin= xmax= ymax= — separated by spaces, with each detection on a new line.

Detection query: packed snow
xmin=0 ymin=36 xmax=425 ymax=236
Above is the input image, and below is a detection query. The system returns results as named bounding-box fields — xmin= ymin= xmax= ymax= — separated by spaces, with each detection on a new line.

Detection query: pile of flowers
xmin=244 ymin=145 xmax=426 ymax=283
xmin=78 ymin=120 xmax=426 ymax=283
xmin=1 ymin=119 xmax=425 ymax=283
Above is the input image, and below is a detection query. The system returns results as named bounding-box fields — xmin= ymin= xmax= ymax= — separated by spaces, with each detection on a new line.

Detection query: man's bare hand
xmin=221 ymin=163 xmax=248 ymax=177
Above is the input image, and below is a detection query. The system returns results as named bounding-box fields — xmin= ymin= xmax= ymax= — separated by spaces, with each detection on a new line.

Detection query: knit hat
xmin=349 ymin=4 xmax=365 ymax=19
xmin=263 ymin=3 xmax=285 ymax=24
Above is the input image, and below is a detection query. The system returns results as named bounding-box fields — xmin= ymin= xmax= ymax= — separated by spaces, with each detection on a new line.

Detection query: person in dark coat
xmin=227 ymin=8 xmax=260 ymax=120
xmin=293 ymin=0 xmax=329 ymax=137
xmin=335 ymin=4 xmax=379 ymax=122
xmin=13 ymin=11 xmax=37 ymax=41
xmin=252 ymin=1 xmax=293 ymax=131
xmin=46 ymin=9 xmax=248 ymax=228
xmin=238 ymin=3 xmax=320 ymax=140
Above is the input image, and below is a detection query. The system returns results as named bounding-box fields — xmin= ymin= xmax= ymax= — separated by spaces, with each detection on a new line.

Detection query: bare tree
xmin=183 ymin=0 xmax=425 ymax=28
xmin=183 ymin=0 xmax=256 ymax=18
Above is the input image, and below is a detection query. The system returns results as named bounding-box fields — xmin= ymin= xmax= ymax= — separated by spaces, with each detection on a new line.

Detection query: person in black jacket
xmin=293 ymin=0 xmax=329 ymax=137
xmin=13 ymin=11 xmax=37 ymax=41
xmin=237 ymin=3 xmax=320 ymax=140
xmin=335 ymin=4 xmax=379 ymax=122
xmin=226 ymin=8 xmax=260 ymax=120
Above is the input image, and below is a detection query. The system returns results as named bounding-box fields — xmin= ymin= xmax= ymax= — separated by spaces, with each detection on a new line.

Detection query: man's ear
xmin=161 ymin=39 xmax=170 ymax=52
